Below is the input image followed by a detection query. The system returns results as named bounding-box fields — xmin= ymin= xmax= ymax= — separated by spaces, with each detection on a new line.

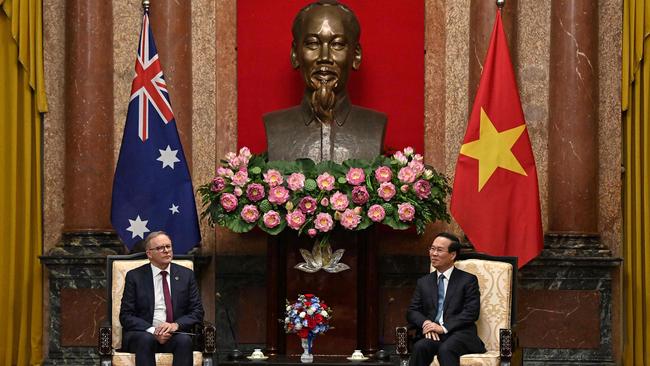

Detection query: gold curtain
xmin=0 ymin=0 xmax=46 ymax=364
xmin=622 ymin=0 xmax=650 ymax=365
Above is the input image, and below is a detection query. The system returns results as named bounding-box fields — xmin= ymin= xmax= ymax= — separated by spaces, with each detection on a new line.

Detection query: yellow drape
xmin=622 ymin=0 xmax=650 ymax=365
xmin=0 ymin=0 xmax=46 ymax=364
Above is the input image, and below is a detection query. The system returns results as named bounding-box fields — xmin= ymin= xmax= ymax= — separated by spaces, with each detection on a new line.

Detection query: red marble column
xmin=149 ymin=0 xmax=193 ymax=168
xmin=548 ymin=0 xmax=599 ymax=233
xmin=468 ymin=0 xmax=518 ymax=108
xmin=63 ymin=1 xmax=113 ymax=232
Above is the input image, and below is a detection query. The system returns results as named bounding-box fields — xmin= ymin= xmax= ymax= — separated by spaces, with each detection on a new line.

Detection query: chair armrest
xmin=98 ymin=321 xmax=112 ymax=357
xmin=192 ymin=321 xmax=216 ymax=354
xmin=499 ymin=328 xmax=522 ymax=366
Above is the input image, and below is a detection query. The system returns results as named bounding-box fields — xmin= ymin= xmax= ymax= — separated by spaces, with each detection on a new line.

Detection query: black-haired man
xmin=406 ymin=233 xmax=486 ymax=366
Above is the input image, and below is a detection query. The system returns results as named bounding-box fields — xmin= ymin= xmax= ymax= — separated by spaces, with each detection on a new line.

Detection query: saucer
xmin=346 ymin=356 xmax=369 ymax=361
xmin=247 ymin=356 xmax=269 ymax=361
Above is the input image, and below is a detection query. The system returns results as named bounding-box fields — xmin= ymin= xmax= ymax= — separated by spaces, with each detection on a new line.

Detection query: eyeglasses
xmin=148 ymin=244 xmax=172 ymax=253
xmin=429 ymin=246 xmax=449 ymax=254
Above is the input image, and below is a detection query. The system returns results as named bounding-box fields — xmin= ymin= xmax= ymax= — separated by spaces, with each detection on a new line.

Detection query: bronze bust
xmin=264 ymin=0 xmax=387 ymax=163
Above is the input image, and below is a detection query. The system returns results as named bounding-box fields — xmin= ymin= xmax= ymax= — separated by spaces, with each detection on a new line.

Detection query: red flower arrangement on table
xmin=198 ymin=146 xmax=451 ymax=243
xmin=283 ymin=294 xmax=332 ymax=356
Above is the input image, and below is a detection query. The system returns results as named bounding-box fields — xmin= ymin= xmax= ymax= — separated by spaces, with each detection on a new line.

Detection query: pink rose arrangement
xmin=199 ymin=146 xmax=451 ymax=238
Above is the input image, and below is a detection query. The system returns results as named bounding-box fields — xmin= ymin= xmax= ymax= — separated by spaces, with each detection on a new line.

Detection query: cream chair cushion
xmin=110 ymin=258 xmax=196 ymax=364
xmin=113 ymin=351 xmax=203 ymax=366
xmin=430 ymin=258 xmax=513 ymax=366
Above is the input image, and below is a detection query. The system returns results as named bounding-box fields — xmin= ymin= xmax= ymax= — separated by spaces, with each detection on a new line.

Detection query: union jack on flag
xmin=111 ymin=10 xmax=201 ymax=254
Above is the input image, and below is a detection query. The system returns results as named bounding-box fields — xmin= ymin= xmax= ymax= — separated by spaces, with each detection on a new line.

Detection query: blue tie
xmin=435 ymin=273 xmax=445 ymax=323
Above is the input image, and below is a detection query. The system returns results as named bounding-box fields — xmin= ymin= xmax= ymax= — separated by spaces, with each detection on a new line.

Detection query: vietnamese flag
xmin=450 ymin=10 xmax=543 ymax=268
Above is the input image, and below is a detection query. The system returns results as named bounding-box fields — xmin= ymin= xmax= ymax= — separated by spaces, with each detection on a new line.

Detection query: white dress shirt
xmin=147 ymin=263 xmax=172 ymax=334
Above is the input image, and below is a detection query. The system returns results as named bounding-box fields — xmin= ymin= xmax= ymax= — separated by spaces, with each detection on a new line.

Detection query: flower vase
xmin=300 ymin=337 xmax=313 ymax=363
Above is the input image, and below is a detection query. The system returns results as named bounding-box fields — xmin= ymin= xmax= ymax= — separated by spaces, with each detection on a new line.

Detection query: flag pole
xmin=142 ymin=0 xmax=150 ymax=12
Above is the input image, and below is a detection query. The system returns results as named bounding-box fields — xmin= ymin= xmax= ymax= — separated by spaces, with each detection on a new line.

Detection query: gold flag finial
xmin=142 ymin=0 xmax=150 ymax=12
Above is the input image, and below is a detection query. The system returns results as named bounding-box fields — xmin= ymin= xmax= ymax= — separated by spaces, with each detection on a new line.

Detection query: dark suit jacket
xmin=406 ymin=267 xmax=486 ymax=353
xmin=119 ymin=263 xmax=204 ymax=336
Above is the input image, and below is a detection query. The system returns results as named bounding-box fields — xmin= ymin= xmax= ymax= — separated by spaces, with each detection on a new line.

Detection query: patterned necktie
xmin=435 ymin=273 xmax=445 ymax=323
xmin=161 ymin=271 xmax=174 ymax=323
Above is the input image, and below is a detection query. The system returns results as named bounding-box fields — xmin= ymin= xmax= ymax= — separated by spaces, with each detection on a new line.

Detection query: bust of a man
xmin=264 ymin=0 xmax=387 ymax=163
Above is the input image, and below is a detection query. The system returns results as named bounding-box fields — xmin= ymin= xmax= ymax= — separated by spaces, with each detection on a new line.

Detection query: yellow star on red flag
xmin=460 ymin=108 xmax=527 ymax=191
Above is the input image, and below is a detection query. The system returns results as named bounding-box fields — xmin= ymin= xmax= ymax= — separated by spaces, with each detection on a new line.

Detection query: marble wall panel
xmin=518 ymin=289 xmax=601 ymax=349
xmin=60 ymin=288 xmax=106 ymax=347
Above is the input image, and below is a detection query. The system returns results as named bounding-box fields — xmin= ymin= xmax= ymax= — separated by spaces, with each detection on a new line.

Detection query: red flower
xmin=314 ymin=314 xmax=324 ymax=323
xmin=321 ymin=303 xmax=328 ymax=309
xmin=304 ymin=294 xmax=314 ymax=299
xmin=298 ymin=328 xmax=309 ymax=338
xmin=307 ymin=316 xmax=317 ymax=329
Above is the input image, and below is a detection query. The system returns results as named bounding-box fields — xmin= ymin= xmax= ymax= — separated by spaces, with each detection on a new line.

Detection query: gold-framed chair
xmin=398 ymin=252 xmax=521 ymax=366
xmin=98 ymin=252 xmax=216 ymax=366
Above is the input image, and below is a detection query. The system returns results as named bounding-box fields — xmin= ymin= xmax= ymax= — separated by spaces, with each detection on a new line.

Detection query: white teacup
xmin=251 ymin=349 xmax=265 ymax=359
xmin=351 ymin=350 xmax=365 ymax=359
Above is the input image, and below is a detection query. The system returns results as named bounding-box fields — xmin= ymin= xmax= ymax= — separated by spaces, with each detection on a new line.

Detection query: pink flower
xmin=216 ymin=167 xmax=233 ymax=177
xmin=320 ymin=197 xmax=329 ymax=206
xmin=263 ymin=210 xmax=281 ymax=228
xmin=316 ymin=173 xmax=336 ymax=191
xmin=330 ymin=191 xmax=349 ymax=211
xmin=246 ymin=183 xmax=265 ymax=202
xmin=299 ymin=196 xmax=318 ymax=214
xmin=346 ymin=168 xmax=365 ymax=185
xmin=225 ymin=152 xmax=238 ymax=168
xmin=378 ymin=182 xmax=397 ymax=201
xmin=233 ymin=187 xmax=243 ymax=196
xmin=351 ymin=186 xmax=369 ymax=205
xmin=240 ymin=205 xmax=260 ymax=223
xmin=413 ymin=153 xmax=424 ymax=163
xmin=367 ymin=204 xmax=385 ymax=222
xmin=268 ymin=186 xmax=290 ymax=205
xmin=413 ymin=179 xmax=431 ymax=199
xmin=220 ymin=193 xmax=238 ymax=212
xmin=340 ymin=209 xmax=361 ymax=230
xmin=398 ymin=202 xmax=416 ymax=222
xmin=211 ymin=177 xmax=226 ymax=192
xmin=308 ymin=228 xmax=317 ymax=237
xmin=374 ymin=166 xmax=392 ymax=183
xmin=263 ymin=169 xmax=283 ymax=187
xmin=393 ymin=151 xmax=408 ymax=165
xmin=231 ymin=169 xmax=249 ymax=187
xmin=400 ymin=184 xmax=410 ymax=193
xmin=398 ymin=166 xmax=417 ymax=184
xmin=403 ymin=146 xmax=414 ymax=156
xmin=314 ymin=213 xmax=334 ymax=232
xmin=353 ymin=206 xmax=363 ymax=215
xmin=286 ymin=210 xmax=306 ymax=230
xmin=287 ymin=172 xmax=306 ymax=191
xmin=408 ymin=160 xmax=425 ymax=176
xmin=239 ymin=147 xmax=252 ymax=165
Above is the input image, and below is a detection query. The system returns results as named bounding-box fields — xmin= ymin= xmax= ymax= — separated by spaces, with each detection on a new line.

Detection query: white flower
xmin=285 ymin=317 xmax=290 ymax=323
xmin=306 ymin=308 xmax=314 ymax=316
xmin=295 ymin=323 xmax=302 ymax=330
xmin=299 ymin=311 xmax=306 ymax=318
xmin=287 ymin=305 xmax=292 ymax=311
xmin=423 ymin=169 xmax=433 ymax=179
xmin=320 ymin=310 xmax=329 ymax=317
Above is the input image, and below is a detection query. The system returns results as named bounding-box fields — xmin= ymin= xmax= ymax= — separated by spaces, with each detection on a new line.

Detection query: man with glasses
xmin=406 ymin=233 xmax=486 ymax=366
xmin=119 ymin=231 xmax=204 ymax=366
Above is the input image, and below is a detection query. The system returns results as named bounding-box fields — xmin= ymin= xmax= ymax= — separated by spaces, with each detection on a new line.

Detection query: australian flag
xmin=111 ymin=10 xmax=201 ymax=254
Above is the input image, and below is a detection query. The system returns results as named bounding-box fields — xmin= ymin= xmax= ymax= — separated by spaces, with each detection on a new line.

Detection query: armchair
xmin=98 ymin=252 xmax=216 ymax=366
xmin=397 ymin=252 xmax=521 ymax=366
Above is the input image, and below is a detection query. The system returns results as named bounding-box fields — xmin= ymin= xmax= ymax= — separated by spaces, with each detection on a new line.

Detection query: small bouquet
xmin=283 ymin=294 xmax=332 ymax=340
